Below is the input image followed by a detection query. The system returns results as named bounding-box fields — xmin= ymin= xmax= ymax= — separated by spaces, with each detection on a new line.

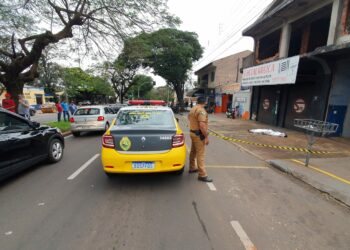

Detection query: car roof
xmin=76 ymin=105 xmax=108 ymax=109
xmin=118 ymin=106 xmax=172 ymax=112
xmin=0 ymin=107 xmax=29 ymax=121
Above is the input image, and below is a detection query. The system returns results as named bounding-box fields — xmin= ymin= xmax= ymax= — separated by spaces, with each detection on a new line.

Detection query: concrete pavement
xmin=1 ymin=122 xmax=350 ymax=249
xmin=202 ymin=113 xmax=350 ymax=208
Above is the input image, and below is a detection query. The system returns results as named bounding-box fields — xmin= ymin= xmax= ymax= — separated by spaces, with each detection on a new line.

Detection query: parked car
xmin=0 ymin=108 xmax=64 ymax=182
xmin=101 ymin=105 xmax=186 ymax=176
xmin=109 ymin=103 xmax=127 ymax=114
xmin=69 ymin=106 xmax=116 ymax=137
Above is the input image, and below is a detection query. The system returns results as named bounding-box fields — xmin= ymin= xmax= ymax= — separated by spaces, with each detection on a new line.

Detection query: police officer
xmin=188 ymin=96 xmax=213 ymax=182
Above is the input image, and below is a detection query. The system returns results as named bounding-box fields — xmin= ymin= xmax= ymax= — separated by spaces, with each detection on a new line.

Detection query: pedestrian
xmin=188 ymin=96 xmax=212 ymax=182
xmin=18 ymin=94 xmax=30 ymax=120
xmin=55 ymin=101 xmax=63 ymax=122
xmin=2 ymin=93 xmax=16 ymax=113
xmin=69 ymin=101 xmax=77 ymax=115
xmin=61 ymin=100 xmax=70 ymax=122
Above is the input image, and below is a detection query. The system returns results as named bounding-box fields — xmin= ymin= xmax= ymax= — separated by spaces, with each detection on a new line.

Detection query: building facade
xmin=0 ymin=85 xmax=46 ymax=109
xmin=242 ymin=0 xmax=350 ymax=137
xmin=195 ymin=50 xmax=252 ymax=115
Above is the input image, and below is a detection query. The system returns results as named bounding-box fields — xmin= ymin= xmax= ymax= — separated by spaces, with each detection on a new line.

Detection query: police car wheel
xmin=173 ymin=167 xmax=184 ymax=175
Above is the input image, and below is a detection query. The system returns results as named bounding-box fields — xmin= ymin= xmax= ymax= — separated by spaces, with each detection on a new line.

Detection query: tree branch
xmin=11 ymin=33 xmax=16 ymax=57
xmin=48 ymin=0 xmax=68 ymax=25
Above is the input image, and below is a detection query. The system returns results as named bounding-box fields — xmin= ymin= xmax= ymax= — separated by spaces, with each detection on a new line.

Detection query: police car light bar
xmin=128 ymin=100 xmax=166 ymax=106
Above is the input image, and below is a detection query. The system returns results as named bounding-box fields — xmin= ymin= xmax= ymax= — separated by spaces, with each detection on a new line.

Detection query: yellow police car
xmin=101 ymin=105 xmax=186 ymax=176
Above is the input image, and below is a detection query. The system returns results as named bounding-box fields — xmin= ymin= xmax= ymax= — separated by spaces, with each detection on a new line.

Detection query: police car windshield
xmin=116 ymin=110 xmax=175 ymax=127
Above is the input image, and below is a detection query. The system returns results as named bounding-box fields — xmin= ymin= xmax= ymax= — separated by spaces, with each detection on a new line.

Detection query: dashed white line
xmin=206 ymin=182 xmax=217 ymax=191
xmin=64 ymin=135 xmax=73 ymax=139
xmin=67 ymin=154 xmax=100 ymax=180
xmin=231 ymin=221 xmax=257 ymax=250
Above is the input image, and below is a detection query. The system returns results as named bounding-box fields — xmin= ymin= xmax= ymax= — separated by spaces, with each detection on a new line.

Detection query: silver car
xmin=70 ymin=106 xmax=116 ymax=137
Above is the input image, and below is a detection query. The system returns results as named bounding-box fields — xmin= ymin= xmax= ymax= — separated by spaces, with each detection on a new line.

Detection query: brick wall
xmin=210 ymin=50 xmax=252 ymax=88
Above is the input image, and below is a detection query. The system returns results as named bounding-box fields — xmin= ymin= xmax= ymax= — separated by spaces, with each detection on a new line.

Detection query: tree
xmin=0 ymin=0 xmax=179 ymax=106
xmin=102 ymin=56 xmax=139 ymax=104
xmin=145 ymin=85 xmax=174 ymax=101
xmin=36 ymin=48 xmax=64 ymax=94
xmin=62 ymin=67 xmax=113 ymax=102
xmin=123 ymin=29 xmax=203 ymax=107
xmin=127 ymin=74 xmax=155 ymax=99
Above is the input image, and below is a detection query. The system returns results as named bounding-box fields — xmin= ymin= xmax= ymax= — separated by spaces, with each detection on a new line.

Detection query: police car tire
xmin=105 ymin=172 xmax=117 ymax=178
xmin=173 ymin=166 xmax=184 ymax=175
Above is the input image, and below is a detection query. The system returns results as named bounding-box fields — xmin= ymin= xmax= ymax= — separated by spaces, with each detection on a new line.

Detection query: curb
xmin=268 ymin=160 xmax=350 ymax=208
xmin=62 ymin=131 xmax=72 ymax=137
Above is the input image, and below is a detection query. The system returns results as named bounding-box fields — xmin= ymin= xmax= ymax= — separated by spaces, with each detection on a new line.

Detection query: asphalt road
xmin=1 ymin=123 xmax=350 ymax=249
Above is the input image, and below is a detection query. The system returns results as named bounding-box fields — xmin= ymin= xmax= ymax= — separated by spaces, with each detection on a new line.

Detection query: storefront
xmin=243 ymin=55 xmax=331 ymax=130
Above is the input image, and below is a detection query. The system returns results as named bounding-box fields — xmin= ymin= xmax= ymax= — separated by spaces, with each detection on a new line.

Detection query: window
xmin=75 ymin=108 xmax=100 ymax=115
xmin=0 ymin=113 xmax=31 ymax=132
xmin=211 ymin=71 xmax=215 ymax=82
xmin=258 ymin=30 xmax=281 ymax=60
xmin=116 ymin=110 xmax=175 ymax=127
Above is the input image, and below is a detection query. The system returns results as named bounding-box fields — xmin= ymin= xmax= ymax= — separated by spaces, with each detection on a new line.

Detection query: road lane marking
xmin=67 ymin=154 xmax=100 ymax=180
xmin=206 ymin=183 xmax=217 ymax=191
xmin=5 ymin=231 xmax=13 ymax=236
xmin=292 ymin=159 xmax=350 ymax=185
xmin=206 ymin=165 xmax=267 ymax=169
xmin=230 ymin=221 xmax=257 ymax=250
xmin=64 ymin=135 xmax=73 ymax=139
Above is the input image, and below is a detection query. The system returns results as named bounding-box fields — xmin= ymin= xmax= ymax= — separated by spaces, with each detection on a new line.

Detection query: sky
xmin=155 ymin=0 xmax=274 ymax=86
xmin=56 ymin=0 xmax=274 ymax=87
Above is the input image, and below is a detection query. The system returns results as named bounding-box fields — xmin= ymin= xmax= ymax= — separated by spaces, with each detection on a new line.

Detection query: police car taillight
xmin=172 ymin=133 xmax=185 ymax=148
xmin=102 ymin=135 xmax=115 ymax=148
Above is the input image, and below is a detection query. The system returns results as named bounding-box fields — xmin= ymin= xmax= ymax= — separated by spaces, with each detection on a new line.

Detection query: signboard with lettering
xmin=242 ymin=56 xmax=300 ymax=87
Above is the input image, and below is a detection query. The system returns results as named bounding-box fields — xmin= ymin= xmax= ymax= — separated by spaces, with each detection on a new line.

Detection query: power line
xmin=194 ymin=0 xmax=272 ymax=68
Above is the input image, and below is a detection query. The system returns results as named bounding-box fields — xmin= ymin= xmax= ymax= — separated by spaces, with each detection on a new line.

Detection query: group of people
xmin=55 ymin=101 xmax=77 ymax=122
xmin=1 ymin=93 xmax=31 ymax=120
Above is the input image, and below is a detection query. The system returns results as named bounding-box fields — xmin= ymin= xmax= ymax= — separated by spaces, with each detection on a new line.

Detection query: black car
xmin=0 ymin=108 xmax=64 ymax=181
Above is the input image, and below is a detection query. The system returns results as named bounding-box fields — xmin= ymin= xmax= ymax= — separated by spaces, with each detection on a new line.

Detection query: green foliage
xmin=122 ymin=29 xmax=203 ymax=104
xmin=62 ymin=67 xmax=113 ymax=101
xmin=127 ymin=74 xmax=155 ymax=99
xmin=46 ymin=121 xmax=71 ymax=133
xmin=0 ymin=0 xmax=180 ymax=102
xmin=145 ymin=85 xmax=174 ymax=101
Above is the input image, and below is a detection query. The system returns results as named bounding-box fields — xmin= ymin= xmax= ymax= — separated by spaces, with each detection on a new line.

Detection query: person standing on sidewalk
xmin=2 ymin=93 xmax=16 ymax=113
xmin=188 ymin=96 xmax=213 ymax=182
xmin=61 ymin=100 xmax=70 ymax=122
xmin=55 ymin=101 xmax=63 ymax=122
xmin=18 ymin=94 xmax=30 ymax=120
xmin=69 ymin=101 xmax=77 ymax=115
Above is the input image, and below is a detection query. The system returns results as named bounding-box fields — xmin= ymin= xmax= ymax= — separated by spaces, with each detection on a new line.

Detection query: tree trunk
xmin=174 ymin=84 xmax=184 ymax=111
xmin=3 ymin=80 xmax=25 ymax=113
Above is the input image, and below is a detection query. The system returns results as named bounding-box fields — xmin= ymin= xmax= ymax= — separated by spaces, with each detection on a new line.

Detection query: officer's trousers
xmin=189 ymin=134 xmax=207 ymax=177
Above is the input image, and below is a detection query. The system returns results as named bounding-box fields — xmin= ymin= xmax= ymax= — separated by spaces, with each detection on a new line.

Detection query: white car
xmin=70 ymin=106 xmax=116 ymax=137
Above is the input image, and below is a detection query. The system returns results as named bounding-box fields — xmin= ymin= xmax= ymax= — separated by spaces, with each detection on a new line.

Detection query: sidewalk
xmin=205 ymin=113 xmax=350 ymax=207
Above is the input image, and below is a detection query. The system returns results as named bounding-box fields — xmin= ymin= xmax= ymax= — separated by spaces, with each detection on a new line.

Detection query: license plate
xmin=132 ymin=162 xmax=155 ymax=170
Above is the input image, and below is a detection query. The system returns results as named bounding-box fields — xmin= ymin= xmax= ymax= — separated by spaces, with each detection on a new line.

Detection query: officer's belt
xmin=190 ymin=130 xmax=200 ymax=133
